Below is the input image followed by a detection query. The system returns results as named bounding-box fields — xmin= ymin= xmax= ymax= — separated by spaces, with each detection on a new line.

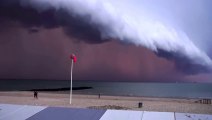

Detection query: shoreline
xmin=1 ymin=80 xmax=212 ymax=99
xmin=3 ymin=87 xmax=211 ymax=100
xmin=0 ymin=90 xmax=203 ymax=102
xmin=0 ymin=91 xmax=212 ymax=114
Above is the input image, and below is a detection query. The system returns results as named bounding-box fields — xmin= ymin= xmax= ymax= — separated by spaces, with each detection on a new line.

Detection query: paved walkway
xmin=0 ymin=104 xmax=211 ymax=120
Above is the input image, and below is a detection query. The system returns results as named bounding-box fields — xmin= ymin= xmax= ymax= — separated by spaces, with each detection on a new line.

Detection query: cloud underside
xmin=0 ymin=0 xmax=211 ymax=74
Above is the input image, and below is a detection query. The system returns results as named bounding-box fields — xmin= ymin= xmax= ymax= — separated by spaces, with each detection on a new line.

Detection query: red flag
xmin=70 ymin=54 xmax=77 ymax=63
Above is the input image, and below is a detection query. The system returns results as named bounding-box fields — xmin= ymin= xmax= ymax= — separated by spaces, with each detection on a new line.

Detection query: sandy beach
xmin=0 ymin=91 xmax=211 ymax=114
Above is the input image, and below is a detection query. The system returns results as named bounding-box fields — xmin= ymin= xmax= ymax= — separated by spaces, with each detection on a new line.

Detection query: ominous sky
xmin=0 ymin=0 xmax=212 ymax=83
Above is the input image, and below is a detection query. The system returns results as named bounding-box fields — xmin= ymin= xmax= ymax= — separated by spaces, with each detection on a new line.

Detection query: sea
xmin=0 ymin=80 xmax=212 ymax=99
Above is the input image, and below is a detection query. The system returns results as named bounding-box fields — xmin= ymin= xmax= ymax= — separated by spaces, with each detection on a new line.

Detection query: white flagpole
xmin=70 ymin=59 xmax=73 ymax=104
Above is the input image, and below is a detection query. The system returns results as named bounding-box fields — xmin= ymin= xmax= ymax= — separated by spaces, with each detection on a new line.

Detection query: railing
xmin=195 ymin=99 xmax=212 ymax=104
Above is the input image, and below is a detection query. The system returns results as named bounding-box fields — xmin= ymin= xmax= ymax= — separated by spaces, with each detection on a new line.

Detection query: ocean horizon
xmin=0 ymin=79 xmax=212 ymax=99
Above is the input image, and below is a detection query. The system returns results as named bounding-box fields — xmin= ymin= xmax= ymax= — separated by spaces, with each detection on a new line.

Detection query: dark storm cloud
xmin=0 ymin=0 xmax=212 ymax=75
xmin=0 ymin=26 xmax=179 ymax=82
xmin=156 ymin=49 xmax=211 ymax=74
xmin=0 ymin=0 xmax=105 ymax=44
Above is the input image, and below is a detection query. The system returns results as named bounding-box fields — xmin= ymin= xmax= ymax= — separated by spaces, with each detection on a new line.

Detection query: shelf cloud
xmin=0 ymin=0 xmax=212 ymax=74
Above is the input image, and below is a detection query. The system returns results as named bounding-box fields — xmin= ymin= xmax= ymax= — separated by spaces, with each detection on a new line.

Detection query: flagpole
xmin=70 ymin=59 xmax=73 ymax=104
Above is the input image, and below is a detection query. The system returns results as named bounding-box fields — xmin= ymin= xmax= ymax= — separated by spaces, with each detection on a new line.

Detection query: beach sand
xmin=0 ymin=91 xmax=211 ymax=114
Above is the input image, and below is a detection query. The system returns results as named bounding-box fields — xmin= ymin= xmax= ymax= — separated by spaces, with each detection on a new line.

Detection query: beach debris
xmin=88 ymin=105 xmax=131 ymax=110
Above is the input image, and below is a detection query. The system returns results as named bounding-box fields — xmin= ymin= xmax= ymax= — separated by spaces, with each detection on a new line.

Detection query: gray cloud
xmin=0 ymin=0 xmax=212 ymax=74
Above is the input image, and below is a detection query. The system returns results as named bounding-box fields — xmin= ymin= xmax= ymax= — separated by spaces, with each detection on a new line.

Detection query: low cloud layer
xmin=0 ymin=0 xmax=212 ymax=74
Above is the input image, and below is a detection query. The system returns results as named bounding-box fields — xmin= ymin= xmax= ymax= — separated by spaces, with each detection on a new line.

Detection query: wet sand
xmin=0 ymin=91 xmax=211 ymax=114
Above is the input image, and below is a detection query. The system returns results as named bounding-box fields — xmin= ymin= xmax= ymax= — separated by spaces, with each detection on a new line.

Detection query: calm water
xmin=0 ymin=80 xmax=212 ymax=99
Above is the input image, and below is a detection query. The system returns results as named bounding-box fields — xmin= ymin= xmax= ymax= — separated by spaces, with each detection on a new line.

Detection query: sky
xmin=0 ymin=0 xmax=212 ymax=83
